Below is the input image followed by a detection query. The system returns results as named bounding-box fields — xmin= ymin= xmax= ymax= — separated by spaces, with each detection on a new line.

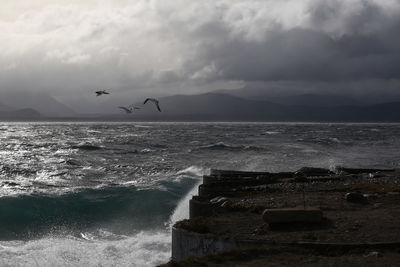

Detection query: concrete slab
xmin=262 ymin=207 xmax=323 ymax=224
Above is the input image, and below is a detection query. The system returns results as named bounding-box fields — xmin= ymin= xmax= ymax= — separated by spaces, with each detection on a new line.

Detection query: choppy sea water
xmin=0 ymin=122 xmax=400 ymax=266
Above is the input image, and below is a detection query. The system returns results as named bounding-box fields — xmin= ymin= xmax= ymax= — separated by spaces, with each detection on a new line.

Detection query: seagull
xmin=118 ymin=106 xmax=133 ymax=114
xmin=118 ymin=105 xmax=141 ymax=114
xmin=143 ymin=98 xmax=161 ymax=112
xmin=95 ymin=90 xmax=110 ymax=96
xmin=128 ymin=105 xmax=141 ymax=110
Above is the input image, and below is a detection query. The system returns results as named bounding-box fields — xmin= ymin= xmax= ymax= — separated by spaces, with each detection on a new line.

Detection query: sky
xmin=1 ymin=0 xmax=400 ymax=104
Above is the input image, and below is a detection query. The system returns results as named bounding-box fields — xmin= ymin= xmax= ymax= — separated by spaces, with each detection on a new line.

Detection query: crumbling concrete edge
xmin=172 ymin=226 xmax=400 ymax=261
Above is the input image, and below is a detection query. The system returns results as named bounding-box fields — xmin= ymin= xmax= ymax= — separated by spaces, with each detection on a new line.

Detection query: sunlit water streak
xmin=0 ymin=122 xmax=400 ymax=266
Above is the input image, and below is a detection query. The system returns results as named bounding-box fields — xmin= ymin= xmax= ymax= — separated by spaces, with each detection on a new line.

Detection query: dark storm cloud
xmin=181 ymin=0 xmax=400 ymax=83
xmin=1 ymin=0 xmax=400 ymax=99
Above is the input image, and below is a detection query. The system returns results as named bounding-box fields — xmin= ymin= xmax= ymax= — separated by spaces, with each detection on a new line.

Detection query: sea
xmin=0 ymin=122 xmax=399 ymax=266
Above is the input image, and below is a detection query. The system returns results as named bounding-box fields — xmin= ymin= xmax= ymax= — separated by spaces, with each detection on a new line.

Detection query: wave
xmin=71 ymin=144 xmax=103 ymax=151
xmin=196 ymin=142 xmax=263 ymax=151
xmin=300 ymin=137 xmax=343 ymax=145
xmin=264 ymin=131 xmax=280 ymax=135
xmin=169 ymin=179 xmax=202 ymax=226
xmin=0 ymin=178 xmax=197 ymax=240
xmin=176 ymin=166 xmax=208 ymax=178
xmin=0 ymin=230 xmax=171 ymax=267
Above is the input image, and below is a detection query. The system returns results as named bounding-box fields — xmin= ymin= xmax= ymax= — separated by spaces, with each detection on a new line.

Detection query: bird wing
xmin=128 ymin=104 xmax=141 ymax=110
xmin=143 ymin=98 xmax=150 ymax=104
xmin=118 ymin=107 xmax=131 ymax=113
xmin=155 ymin=102 xmax=161 ymax=112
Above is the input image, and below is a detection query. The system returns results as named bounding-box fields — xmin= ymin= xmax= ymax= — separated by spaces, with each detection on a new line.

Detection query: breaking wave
xmin=0 ymin=177 xmax=198 ymax=240
xmin=176 ymin=166 xmax=208 ymax=178
xmin=197 ymin=142 xmax=263 ymax=151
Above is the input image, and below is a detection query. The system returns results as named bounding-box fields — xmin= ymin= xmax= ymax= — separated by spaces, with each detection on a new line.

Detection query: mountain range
xmin=0 ymin=90 xmax=399 ymax=122
xmin=128 ymin=93 xmax=400 ymax=122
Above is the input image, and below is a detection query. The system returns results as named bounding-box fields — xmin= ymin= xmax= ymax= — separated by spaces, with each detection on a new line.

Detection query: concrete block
xmin=262 ymin=207 xmax=323 ymax=224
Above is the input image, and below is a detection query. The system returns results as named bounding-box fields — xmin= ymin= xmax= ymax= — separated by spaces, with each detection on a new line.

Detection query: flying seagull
xmin=118 ymin=105 xmax=141 ymax=114
xmin=143 ymin=98 xmax=161 ymax=112
xmin=95 ymin=90 xmax=110 ymax=96
xmin=129 ymin=105 xmax=141 ymax=110
xmin=118 ymin=106 xmax=133 ymax=114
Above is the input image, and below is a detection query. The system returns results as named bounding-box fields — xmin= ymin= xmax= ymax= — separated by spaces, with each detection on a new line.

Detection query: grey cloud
xmin=1 ymin=0 xmax=400 ymax=99
xmin=178 ymin=1 xmax=400 ymax=83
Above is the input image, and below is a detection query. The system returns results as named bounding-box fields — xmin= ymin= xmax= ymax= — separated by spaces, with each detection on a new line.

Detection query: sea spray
xmin=170 ymin=166 xmax=207 ymax=224
xmin=169 ymin=180 xmax=202 ymax=226
xmin=176 ymin=165 xmax=209 ymax=178
xmin=0 ymin=231 xmax=171 ymax=267
xmin=0 ymin=165 xmax=206 ymax=266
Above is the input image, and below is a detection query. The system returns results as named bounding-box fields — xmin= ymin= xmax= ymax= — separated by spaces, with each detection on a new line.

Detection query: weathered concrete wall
xmin=172 ymin=227 xmax=238 ymax=261
xmin=172 ymin=226 xmax=400 ymax=261
xmin=171 ymin=227 xmax=283 ymax=260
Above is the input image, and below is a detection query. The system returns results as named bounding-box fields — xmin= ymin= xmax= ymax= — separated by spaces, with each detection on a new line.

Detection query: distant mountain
xmin=266 ymin=93 xmax=363 ymax=107
xmin=0 ymin=91 xmax=75 ymax=117
xmin=0 ymin=108 xmax=43 ymax=120
xmin=215 ymin=89 xmax=363 ymax=107
xmin=1 ymin=91 xmax=398 ymax=122
xmin=129 ymin=92 xmax=400 ymax=122
xmin=135 ymin=93 xmax=283 ymax=120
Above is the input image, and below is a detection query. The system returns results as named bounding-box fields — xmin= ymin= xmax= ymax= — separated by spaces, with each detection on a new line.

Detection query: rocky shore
xmin=160 ymin=167 xmax=400 ymax=266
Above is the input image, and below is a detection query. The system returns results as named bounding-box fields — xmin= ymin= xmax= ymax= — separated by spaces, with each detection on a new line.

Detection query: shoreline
xmin=161 ymin=167 xmax=400 ymax=266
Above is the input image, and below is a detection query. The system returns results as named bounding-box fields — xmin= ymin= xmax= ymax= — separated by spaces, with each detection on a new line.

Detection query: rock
xmin=262 ymin=207 xmax=323 ymax=224
xmin=345 ymin=192 xmax=367 ymax=203
xmin=364 ymin=251 xmax=383 ymax=258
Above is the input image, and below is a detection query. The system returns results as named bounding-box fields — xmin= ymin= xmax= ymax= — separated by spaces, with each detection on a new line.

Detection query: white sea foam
xmin=0 ymin=231 xmax=171 ymax=267
xmin=264 ymin=131 xmax=280 ymax=135
xmin=176 ymin=166 xmax=209 ymax=178
xmin=0 ymin=173 xmax=205 ymax=266
xmin=169 ymin=179 xmax=202 ymax=225
xmin=167 ymin=166 xmax=204 ymax=223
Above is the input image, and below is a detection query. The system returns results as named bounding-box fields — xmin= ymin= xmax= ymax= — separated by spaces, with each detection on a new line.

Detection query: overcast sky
xmin=1 ymin=0 xmax=400 ymax=100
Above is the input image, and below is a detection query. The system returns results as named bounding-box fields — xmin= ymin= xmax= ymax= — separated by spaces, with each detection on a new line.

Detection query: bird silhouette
xmin=128 ymin=105 xmax=141 ymax=110
xmin=143 ymin=98 xmax=161 ymax=112
xmin=118 ymin=104 xmax=141 ymax=114
xmin=118 ymin=106 xmax=133 ymax=114
xmin=95 ymin=90 xmax=110 ymax=96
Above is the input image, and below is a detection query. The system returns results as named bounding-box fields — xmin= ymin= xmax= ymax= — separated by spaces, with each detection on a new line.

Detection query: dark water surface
xmin=0 ymin=122 xmax=399 ymax=266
